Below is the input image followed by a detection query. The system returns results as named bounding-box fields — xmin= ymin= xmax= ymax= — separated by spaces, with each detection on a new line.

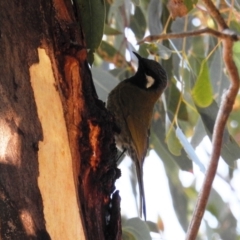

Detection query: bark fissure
xmin=0 ymin=0 xmax=121 ymax=239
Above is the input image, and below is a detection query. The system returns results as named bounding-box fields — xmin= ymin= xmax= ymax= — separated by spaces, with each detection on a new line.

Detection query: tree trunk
xmin=0 ymin=0 xmax=121 ymax=239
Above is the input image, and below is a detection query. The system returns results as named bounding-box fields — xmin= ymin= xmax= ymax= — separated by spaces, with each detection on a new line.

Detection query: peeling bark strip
xmin=30 ymin=48 xmax=84 ymax=240
xmin=61 ymin=49 xmax=121 ymax=240
xmin=0 ymin=0 xmax=121 ymax=240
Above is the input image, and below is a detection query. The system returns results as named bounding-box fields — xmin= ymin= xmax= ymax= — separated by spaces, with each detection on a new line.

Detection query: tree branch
xmin=186 ymin=1 xmax=240 ymax=240
xmin=186 ymin=38 xmax=239 ymax=240
xmin=137 ymin=27 xmax=239 ymax=44
xmin=201 ymin=0 xmax=228 ymax=30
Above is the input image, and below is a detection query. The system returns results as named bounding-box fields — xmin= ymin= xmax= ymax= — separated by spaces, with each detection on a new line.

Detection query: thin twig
xmin=202 ymin=0 xmax=228 ymax=30
xmin=137 ymin=27 xmax=239 ymax=44
xmin=186 ymin=0 xmax=240 ymax=239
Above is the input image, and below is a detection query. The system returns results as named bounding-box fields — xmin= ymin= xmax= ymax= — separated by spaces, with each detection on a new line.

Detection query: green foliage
xmin=82 ymin=0 xmax=240 ymax=239
xmin=122 ymin=218 xmax=151 ymax=240
xmin=130 ymin=6 xmax=146 ymax=40
xmin=166 ymin=120 xmax=182 ymax=156
xmin=75 ymin=0 xmax=105 ymax=50
xmin=192 ymin=60 xmax=213 ymax=107
xmin=104 ymin=24 xmax=122 ymax=35
xmin=233 ymin=42 xmax=240 ymax=70
xmin=184 ymin=0 xmax=198 ymax=11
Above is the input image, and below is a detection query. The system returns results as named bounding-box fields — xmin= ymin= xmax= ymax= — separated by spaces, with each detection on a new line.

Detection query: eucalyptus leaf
xmin=167 ymin=173 xmax=189 ymax=231
xmin=76 ymin=0 xmax=105 ymax=50
xmin=230 ymin=19 xmax=240 ymax=32
xmin=151 ymin=126 xmax=190 ymax=231
xmin=196 ymin=101 xmax=240 ymax=166
xmin=151 ymin=107 xmax=192 ymax=171
xmin=209 ymin=46 xmax=229 ymax=104
xmin=97 ymin=41 xmax=125 ymax=67
xmin=145 ymin=220 xmax=159 ymax=233
xmin=108 ymin=1 xmax=125 ymax=31
xmin=167 ymin=80 xmax=189 ymax=121
xmin=166 ymin=127 xmax=182 ymax=156
xmin=138 ymin=43 xmax=149 ymax=58
xmin=156 ymin=43 xmax=172 ymax=60
xmin=176 ymin=126 xmax=206 ymax=173
xmin=191 ymin=118 xmax=207 ymax=148
xmin=192 ymin=60 xmax=213 ymax=108
xmin=122 ymin=218 xmax=151 ymax=240
xmin=184 ymin=0 xmax=197 ymax=11
xmin=110 ymin=68 xmax=133 ymax=81
xmin=104 ymin=24 xmax=122 ymax=35
xmin=131 ymin=0 xmax=140 ymax=6
xmin=92 ymin=67 xmax=119 ymax=101
xmin=208 ymin=189 xmax=237 ymax=240
xmin=233 ymin=42 xmax=240 ymax=74
xmin=130 ymin=6 xmax=146 ymax=40
xmin=148 ymin=0 xmax=162 ymax=35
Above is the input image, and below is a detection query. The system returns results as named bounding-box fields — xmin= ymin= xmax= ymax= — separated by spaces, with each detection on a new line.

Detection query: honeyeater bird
xmin=107 ymin=52 xmax=168 ymax=220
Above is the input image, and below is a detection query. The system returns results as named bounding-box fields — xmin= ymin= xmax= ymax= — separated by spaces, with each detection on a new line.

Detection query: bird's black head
xmin=131 ymin=52 xmax=168 ymax=91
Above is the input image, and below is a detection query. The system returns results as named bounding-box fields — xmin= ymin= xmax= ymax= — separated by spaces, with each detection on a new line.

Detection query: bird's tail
xmin=135 ymin=159 xmax=146 ymax=221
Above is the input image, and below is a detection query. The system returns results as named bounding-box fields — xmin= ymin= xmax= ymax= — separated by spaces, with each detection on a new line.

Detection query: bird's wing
xmin=118 ymin=83 xmax=153 ymax=220
xmin=125 ymin=115 xmax=148 ymax=161
xmin=118 ymin=83 xmax=152 ymax=162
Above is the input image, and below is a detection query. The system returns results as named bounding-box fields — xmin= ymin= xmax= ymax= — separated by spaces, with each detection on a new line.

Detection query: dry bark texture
xmin=0 ymin=0 xmax=121 ymax=239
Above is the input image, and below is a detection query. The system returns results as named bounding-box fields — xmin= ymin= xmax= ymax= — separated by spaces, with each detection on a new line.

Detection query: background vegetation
xmin=81 ymin=0 xmax=240 ymax=239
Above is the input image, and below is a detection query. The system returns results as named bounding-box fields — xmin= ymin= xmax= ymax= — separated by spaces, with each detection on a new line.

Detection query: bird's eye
xmin=145 ymin=74 xmax=155 ymax=88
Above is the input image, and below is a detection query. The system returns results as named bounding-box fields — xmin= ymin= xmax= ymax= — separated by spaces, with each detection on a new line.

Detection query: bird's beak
xmin=133 ymin=51 xmax=142 ymax=60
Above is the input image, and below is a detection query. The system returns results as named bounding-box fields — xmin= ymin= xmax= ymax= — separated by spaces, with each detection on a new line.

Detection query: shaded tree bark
xmin=0 ymin=0 xmax=121 ymax=239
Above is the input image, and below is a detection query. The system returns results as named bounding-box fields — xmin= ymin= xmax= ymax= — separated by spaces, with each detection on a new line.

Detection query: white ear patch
xmin=145 ymin=74 xmax=155 ymax=88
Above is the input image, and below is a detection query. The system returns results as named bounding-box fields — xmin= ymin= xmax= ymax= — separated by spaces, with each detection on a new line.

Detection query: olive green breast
xmin=107 ymin=81 xmax=163 ymax=162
